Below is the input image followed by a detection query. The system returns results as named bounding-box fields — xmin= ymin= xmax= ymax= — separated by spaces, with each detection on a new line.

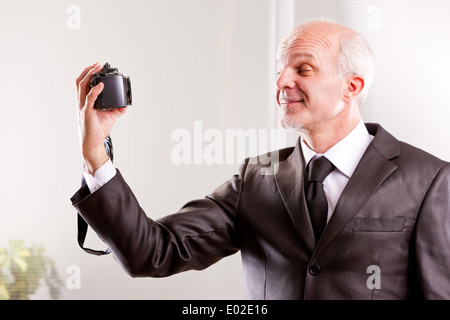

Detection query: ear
xmin=343 ymin=75 xmax=364 ymax=103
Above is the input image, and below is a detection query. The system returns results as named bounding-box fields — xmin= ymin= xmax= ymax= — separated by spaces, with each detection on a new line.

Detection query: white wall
xmin=0 ymin=0 xmax=448 ymax=300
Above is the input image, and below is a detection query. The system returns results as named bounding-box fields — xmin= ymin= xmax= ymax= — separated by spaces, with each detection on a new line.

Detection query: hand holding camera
xmin=76 ymin=62 xmax=132 ymax=175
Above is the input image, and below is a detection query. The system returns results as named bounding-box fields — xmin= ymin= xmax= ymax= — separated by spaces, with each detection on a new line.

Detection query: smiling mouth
xmin=279 ymin=97 xmax=304 ymax=105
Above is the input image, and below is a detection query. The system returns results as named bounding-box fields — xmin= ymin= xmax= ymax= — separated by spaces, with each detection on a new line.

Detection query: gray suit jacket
xmin=71 ymin=123 xmax=450 ymax=299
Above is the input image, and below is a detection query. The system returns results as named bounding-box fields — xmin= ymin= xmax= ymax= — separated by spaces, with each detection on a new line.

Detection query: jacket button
xmin=309 ymin=264 xmax=322 ymax=275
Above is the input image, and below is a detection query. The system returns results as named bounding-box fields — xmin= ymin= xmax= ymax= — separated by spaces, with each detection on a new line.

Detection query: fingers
xmin=113 ymin=105 xmax=128 ymax=118
xmin=77 ymin=63 xmax=102 ymax=108
xmin=76 ymin=63 xmax=96 ymax=87
xmin=76 ymin=62 xmax=100 ymax=89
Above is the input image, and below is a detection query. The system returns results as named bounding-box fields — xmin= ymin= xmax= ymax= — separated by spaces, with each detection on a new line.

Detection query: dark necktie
xmin=305 ymin=156 xmax=335 ymax=244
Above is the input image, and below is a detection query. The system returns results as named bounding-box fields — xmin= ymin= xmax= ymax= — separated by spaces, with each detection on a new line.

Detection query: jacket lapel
xmin=313 ymin=123 xmax=400 ymax=256
xmin=273 ymin=123 xmax=401 ymax=256
xmin=274 ymin=139 xmax=316 ymax=253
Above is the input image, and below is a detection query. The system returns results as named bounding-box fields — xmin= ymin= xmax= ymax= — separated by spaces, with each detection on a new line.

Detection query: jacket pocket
xmin=352 ymin=217 xmax=406 ymax=232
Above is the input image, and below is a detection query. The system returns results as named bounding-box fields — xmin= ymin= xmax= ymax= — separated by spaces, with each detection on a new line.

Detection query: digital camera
xmin=90 ymin=62 xmax=132 ymax=110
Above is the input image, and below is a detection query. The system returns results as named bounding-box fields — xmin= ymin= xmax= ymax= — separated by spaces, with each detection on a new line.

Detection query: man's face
xmin=275 ymin=29 xmax=347 ymax=133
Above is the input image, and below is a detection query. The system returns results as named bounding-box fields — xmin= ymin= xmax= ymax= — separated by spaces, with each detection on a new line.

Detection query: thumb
xmin=85 ymin=82 xmax=104 ymax=110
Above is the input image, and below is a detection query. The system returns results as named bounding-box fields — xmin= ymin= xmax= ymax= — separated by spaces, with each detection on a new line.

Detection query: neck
xmin=301 ymin=116 xmax=361 ymax=154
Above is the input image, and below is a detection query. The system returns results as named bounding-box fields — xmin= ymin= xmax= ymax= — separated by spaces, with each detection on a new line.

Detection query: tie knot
xmin=307 ymin=156 xmax=335 ymax=183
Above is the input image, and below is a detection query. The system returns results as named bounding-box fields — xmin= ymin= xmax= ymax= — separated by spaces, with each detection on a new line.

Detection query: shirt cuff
xmin=82 ymin=159 xmax=117 ymax=193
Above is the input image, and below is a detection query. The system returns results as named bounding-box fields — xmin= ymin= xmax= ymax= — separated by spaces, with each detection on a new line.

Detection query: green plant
xmin=0 ymin=240 xmax=62 ymax=300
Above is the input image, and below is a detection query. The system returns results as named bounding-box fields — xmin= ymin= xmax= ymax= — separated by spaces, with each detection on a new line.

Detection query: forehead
xmin=276 ymin=30 xmax=339 ymax=66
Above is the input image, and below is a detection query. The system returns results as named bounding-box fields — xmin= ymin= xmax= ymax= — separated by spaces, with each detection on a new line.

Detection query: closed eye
xmin=297 ymin=65 xmax=313 ymax=74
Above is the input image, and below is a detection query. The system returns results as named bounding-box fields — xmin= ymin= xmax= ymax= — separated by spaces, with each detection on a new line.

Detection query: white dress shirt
xmin=301 ymin=119 xmax=374 ymax=222
xmin=83 ymin=119 xmax=374 ymax=219
xmin=82 ymin=158 xmax=116 ymax=194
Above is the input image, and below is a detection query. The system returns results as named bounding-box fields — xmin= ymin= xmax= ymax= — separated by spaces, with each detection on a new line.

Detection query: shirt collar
xmin=301 ymin=120 xmax=374 ymax=178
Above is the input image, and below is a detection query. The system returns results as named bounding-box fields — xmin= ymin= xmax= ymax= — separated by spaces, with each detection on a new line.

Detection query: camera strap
xmin=76 ymin=136 xmax=113 ymax=256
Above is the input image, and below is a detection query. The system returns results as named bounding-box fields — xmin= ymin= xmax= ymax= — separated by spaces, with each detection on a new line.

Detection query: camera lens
xmin=126 ymin=77 xmax=132 ymax=106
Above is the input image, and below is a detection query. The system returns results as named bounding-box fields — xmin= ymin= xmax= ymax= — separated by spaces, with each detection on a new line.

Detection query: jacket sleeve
xmin=70 ymin=166 xmax=245 ymax=278
xmin=413 ymin=162 xmax=450 ymax=299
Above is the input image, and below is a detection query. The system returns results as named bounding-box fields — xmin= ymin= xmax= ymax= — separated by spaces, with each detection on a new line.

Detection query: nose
xmin=276 ymin=67 xmax=296 ymax=90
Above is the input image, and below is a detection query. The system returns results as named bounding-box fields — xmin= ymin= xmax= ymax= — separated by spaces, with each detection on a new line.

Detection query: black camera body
xmin=91 ymin=63 xmax=132 ymax=110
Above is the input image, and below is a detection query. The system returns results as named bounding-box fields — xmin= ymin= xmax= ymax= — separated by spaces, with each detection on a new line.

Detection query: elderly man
xmin=72 ymin=20 xmax=450 ymax=299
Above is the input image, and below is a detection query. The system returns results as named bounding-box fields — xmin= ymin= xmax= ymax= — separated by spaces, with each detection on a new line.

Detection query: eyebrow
xmin=276 ymin=52 xmax=317 ymax=68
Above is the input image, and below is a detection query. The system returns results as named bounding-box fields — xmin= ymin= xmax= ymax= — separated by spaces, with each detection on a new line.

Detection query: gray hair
xmin=336 ymin=33 xmax=375 ymax=105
